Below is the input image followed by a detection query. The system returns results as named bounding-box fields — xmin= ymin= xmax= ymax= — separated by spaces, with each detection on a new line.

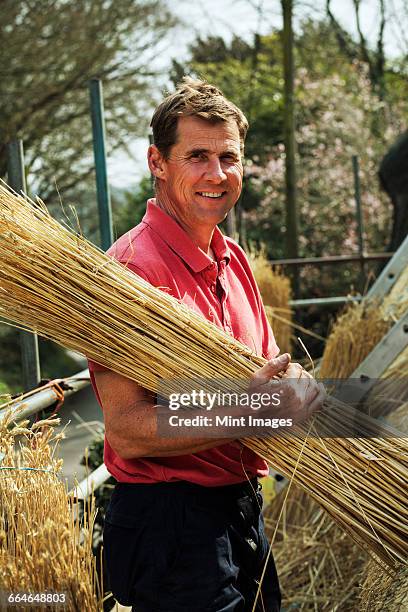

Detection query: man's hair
xmin=150 ymin=77 xmax=248 ymax=158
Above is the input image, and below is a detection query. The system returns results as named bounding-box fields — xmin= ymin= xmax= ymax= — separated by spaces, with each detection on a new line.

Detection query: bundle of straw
xmin=0 ymin=408 xmax=101 ymax=610
xmin=0 ymin=183 xmax=406 ymax=570
xmin=365 ymin=347 xmax=408 ymax=420
xmin=319 ymin=301 xmax=391 ymax=378
xmin=248 ymin=249 xmax=292 ymax=354
xmin=359 ymin=562 xmax=407 ymax=611
xmin=358 ymin=403 xmax=408 ymax=612
xmin=264 ymin=282 xmax=408 ymax=608
xmin=264 ymin=487 xmax=366 ymax=611
xmin=320 ymin=267 xmax=408 ymax=379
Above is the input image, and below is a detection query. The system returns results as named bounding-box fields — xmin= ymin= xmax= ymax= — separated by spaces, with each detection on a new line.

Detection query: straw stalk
xmin=0 ymin=183 xmax=406 ymax=571
xmin=0 ymin=408 xmax=101 ymax=610
xmin=248 ymin=249 xmax=292 ymax=354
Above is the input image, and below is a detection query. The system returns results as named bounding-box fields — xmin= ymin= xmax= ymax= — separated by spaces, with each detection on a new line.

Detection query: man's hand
xmin=248 ymin=353 xmax=326 ymax=426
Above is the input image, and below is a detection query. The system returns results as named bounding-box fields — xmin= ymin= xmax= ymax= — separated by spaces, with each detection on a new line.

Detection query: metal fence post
xmin=6 ymin=140 xmax=41 ymax=391
xmin=89 ymin=78 xmax=113 ymax=250
xmin=352 ymin=155 xmax=366 ymax=291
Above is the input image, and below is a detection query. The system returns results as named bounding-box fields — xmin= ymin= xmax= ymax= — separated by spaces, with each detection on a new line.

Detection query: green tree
xmin=0 ymin=0 xmax=176 ymax=207
xmin=0 ymin=325 xmax=80 ymax=394
xmin=111 ymin=175 xmax=154 ymax=238
xmin=171 ymin=18 xmax=407 ymax=298
xmin=171 ymin=33 xmax=284 ymax=163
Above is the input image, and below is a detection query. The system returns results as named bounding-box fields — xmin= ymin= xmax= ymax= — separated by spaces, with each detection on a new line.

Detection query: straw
xmin=0 ymin=182 xmax=406 ymax=570
xmin=319 ymin=267 xmax=407 ymax=380
xmin=264 ymin=486 xmax=367 ymax=611
xmin=264 ymin=285 xmax=408 ymax=608
xmin=248 ymin=248 xmax=292 ymax=354
xmin=0 ymin=408 xmax=101 ymax=610
xmin=359 ymin=561 xmax=407 ymax=611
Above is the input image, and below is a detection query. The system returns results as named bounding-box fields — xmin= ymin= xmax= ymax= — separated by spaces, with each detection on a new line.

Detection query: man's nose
xmin=205 ymin=158 xmax=227 ymax=183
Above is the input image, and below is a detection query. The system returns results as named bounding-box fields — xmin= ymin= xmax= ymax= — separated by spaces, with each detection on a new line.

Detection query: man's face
xmin=155 ymin=116 xmax=243 ymax=229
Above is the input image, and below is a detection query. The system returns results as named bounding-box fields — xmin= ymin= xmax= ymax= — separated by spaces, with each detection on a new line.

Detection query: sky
xmin=107 ymin=0 xmax=407 ymax=188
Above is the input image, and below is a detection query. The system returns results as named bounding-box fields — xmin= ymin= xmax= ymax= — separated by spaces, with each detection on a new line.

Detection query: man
xmin=89 ymin=78 xmax=325 ymax=611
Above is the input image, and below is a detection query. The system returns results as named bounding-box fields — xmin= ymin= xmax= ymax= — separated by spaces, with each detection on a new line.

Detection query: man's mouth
xmin=196 ymin=191 xmax=226 ymax=199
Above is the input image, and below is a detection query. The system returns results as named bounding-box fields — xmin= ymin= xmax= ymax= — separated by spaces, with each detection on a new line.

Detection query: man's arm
xmin=94 ymin=369 xmax=231 ymax=459
xmin=94 ymin=355 xmax=325 ymax=461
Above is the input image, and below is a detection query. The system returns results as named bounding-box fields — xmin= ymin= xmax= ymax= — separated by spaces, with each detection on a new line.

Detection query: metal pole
xmin=268 ymin=252 xmax=393 ymax=267
xmin=6 ymin=140 xmax=41 ymax=391
xmin=0 ymin=370 xmax=90 ymax=426
xmin=352 ymin=155 xmax=366 ymax=291
xmin=71 ymin=462 xmax=111 ymax=501
xmin=290 ymin=295 xmax=362 ymax=308
xmin=89 ymin=79 xmax=113 ymax=250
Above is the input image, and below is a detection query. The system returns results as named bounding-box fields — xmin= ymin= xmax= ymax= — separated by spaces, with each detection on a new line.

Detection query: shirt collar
xmin=142 ymin=199 xmax=231 ymax=273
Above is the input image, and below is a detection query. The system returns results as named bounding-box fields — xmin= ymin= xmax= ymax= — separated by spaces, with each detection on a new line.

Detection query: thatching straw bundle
xmin=0 ymin=408 xmax=101 ymax=610
xmin=319 ymin=301 xmax=390 ymax=378
xmin=264 ymin=487 xmax=366 ymax=611
xmin=385 ymin=402 xmax=408 ymax=433
xmin=0 ymin=183 xmax=407 ymax=570
xmin=358 ymin=403 xmax=408 ymax=612
xmin=359 ymin=562 xmax=407 ymax=611
xmin=365 ymin=347 xmax=408 ymax=420
xmin=263 ymin=404 xmax=407 ymax=609
xmin=264 ymin=283 xmax=408 ymax=608
xmin=248 ymin=249 xmax=292 ymax=353
xmin=320 ymin=267 xmax=408 ymax=379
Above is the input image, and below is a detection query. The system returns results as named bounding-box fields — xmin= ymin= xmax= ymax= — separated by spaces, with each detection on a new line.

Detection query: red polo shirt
xmin=89 ymin=199 xmax=279 ymax=486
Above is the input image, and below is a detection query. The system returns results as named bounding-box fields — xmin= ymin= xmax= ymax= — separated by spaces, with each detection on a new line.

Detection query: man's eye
xmin=191 ymin=153 xmax=206 ymax=160
xmin=222 ymin=155 xmax=238 ymax=163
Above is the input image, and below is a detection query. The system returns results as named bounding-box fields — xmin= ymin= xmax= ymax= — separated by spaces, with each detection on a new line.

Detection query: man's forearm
xmin=95 ymin=359 xmax=325 ymax=461
xmin=105 ymin=398 xmax=231 ymax=460
xmin=95 ymin=369 xmax=231 ymax=459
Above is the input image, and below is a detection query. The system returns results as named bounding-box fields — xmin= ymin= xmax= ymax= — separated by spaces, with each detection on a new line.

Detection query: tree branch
xmin=325 ymin=0 xmax=358 ymax=62
xmin=352 ymin=0 xmax=371 ymax=65
xmin=376 ymin=0 xmax=386 ymax=100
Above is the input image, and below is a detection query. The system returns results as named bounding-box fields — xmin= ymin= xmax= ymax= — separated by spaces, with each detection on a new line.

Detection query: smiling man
xmin=89 ymin=78 xmax=325 ymax=612
xmin=148 ymin=114 xmax=243 ymax=248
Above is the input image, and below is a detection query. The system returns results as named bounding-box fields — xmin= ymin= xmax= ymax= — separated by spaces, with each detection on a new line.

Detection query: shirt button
xmin=211 ymin=284 xmax=216 ymax=293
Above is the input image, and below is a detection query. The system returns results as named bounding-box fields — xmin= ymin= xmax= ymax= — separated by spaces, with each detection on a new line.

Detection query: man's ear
xmin=148 ymin=145 xmax=167 ymax=181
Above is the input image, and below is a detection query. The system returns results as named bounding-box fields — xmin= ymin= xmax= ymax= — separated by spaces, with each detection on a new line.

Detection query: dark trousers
xmin=104 ymin=479 xmax=281 ymax=611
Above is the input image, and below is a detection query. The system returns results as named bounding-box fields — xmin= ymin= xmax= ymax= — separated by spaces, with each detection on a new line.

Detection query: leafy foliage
xmin=171 ymin=33 xmax=284 ymax=164
xmin=172 ymin=20 xmax=407 ymax=300
xmin=0 ymin=380 xmax=9 ymax=395
xmin=0 ymin=325 xmax=81 ymax=393
xmin=111 ymin=175 xmax=154 ymax=238
xmin=0 ymin=0 xmax=176 ymax=209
